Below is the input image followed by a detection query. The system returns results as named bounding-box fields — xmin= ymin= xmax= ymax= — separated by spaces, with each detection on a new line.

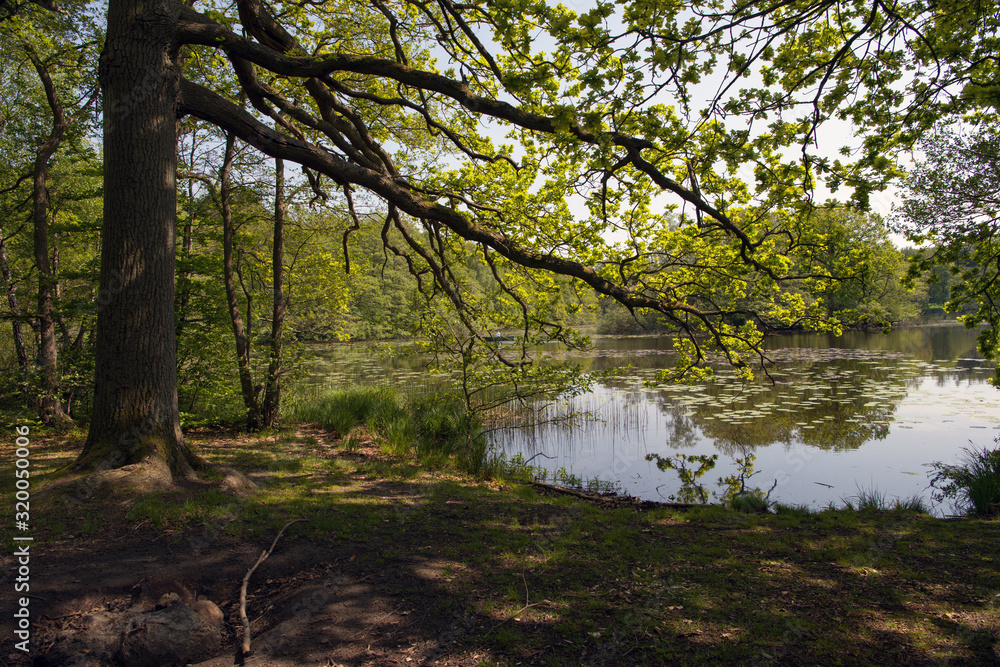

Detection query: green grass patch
xmin=5 ymin=425 xmax=1000 ymax=666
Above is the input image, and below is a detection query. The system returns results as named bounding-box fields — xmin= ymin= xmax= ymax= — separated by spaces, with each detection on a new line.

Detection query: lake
xmin=305 ymin=323 xmax=1000 ymax=515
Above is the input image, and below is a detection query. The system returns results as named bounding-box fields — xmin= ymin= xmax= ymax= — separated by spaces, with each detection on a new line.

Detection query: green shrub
xmin=730 ymin=491 xmax=771 ymax=514
xmin=929 ymin=444 xmax=1000 ymax=516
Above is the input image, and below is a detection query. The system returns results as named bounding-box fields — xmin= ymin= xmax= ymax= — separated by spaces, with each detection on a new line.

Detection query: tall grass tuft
xmin=892 ymin=495 xmax=931 ymax=513
xmin=290 ymin=385 xmax=406 ymax=436
xmin=929 ymin=444 xmax=1000 ymax=516
xmin=730 ymin=492 xmax=771 ymax=514
xmin=840 ymin=485 xmax=931 ymax=514
xmin=850 ymin=485 xmax=889 ymax=512
xmin=772 ymin=502 xmax=813 ymax=518
xmin=291 ymin=386 xmax=493 ymax=473
xmin=410 ymin=393 xmax=467 ymax=456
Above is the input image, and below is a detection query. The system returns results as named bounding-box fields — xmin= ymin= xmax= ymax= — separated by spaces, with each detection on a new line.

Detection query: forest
xmin=1 ymin=0 xmax=998 ymax=440
xmin=1 ymin=0 xmax=1000 ymax=663
xmin=0 ymin=45 xmax=990 ymax=429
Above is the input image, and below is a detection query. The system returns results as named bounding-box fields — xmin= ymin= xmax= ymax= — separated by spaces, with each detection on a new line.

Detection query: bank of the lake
xmin=5 ymin=426 xmax=1000 ymax=666
xmin=304 ymin=323 xmax=1000 ymax=515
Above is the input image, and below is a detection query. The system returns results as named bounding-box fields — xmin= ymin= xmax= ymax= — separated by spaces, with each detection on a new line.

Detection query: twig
xmin=238 ymin=518 xmax=307 ymax=663
xmin=483 ymin=568 xmax=551 ymax=637
xmin=523 ymin=451 xmax=556 ymax=465
xmin=41 ymin=610 xmax=86 ymax=621
xmin=764 ymin=478 xmax=779 ymax=503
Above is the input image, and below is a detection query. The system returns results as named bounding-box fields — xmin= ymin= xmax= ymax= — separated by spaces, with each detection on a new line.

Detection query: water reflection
xmin=491 ymin=325 xmax=999 ymax=511
xmin=303 ymin=324 xmax=1000 ymax=512
xmin=499 ymin=345 xmax=994 ymax=454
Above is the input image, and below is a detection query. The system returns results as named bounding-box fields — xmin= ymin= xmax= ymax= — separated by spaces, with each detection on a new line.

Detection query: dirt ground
xmin=0 ymin=430 xmax=513 ymax=667
xmin=3 ymin=428 xmax=999 ymax=667
xmin=11 ymin=529 xmax=493 ymax=667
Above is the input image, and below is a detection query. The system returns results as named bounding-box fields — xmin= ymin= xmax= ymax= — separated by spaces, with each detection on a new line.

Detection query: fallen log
xmin=526 ymin=480 xmax=712 ymax=510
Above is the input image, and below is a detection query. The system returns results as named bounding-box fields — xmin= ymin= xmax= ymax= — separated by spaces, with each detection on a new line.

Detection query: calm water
xmin=306 ymin=324 xmax=1000 ymax=514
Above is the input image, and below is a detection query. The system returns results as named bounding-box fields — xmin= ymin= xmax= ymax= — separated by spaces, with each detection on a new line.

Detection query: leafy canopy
xmin=15 ymin=0 xmax=1000 ymax=376
xmin=897 ymin=124 xmax=1000 ymax=383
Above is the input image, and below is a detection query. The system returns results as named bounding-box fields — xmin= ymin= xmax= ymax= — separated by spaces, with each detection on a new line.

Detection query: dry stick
xmin=528 ymin=480 xmax=710 ymax=509
xmin=483 ymin=567 xmax=550 ymax=638
xmin=239 ymin=518 xmax=308 ymax=661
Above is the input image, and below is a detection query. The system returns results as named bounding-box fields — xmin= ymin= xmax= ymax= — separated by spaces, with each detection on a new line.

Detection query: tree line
xmin=0 ymin=0 xmax=997 ymax=482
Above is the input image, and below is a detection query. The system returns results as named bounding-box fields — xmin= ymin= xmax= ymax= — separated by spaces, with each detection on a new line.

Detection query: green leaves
xmin=896 ymin=124 xmax=1000 ymax=380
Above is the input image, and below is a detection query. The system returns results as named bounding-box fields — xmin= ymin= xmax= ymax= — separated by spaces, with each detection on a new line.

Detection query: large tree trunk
xmin=75 ymin=0 xmax=195 ymax=476
xmin=262 ymin=156 xmax=285 ymax=427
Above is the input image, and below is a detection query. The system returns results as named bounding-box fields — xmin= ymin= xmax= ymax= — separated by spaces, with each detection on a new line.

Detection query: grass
xmin=289 ymin=386 xmax=485 ymax=468
xmin=730 ymin=491 xmax=771 ymax=514
xmin=772 ymin=501 xmax=814 ymax=518
xmin=3 ymin=427 xmax=1000 ymax=666
xmin=289 ymin=385 xmax=407 ymax=436
xmin=839 ymin=484 xmax=932 ymax=514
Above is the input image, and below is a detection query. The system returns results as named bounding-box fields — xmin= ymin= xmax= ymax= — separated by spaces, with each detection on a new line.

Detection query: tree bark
xmin=26 ymin=45 xmax=72 ymax=426
xmin=0 ymin=235 xmax=29 ymax=389
xmin=219 ymin=132 xmax=263 ymax=429
xmin=262 ymin=156 xmax=285 ymax=427
xmin=176 ymin=126 xmax=196 ymax=339
xmin=76 ymin=0 xmax=195 ymax=475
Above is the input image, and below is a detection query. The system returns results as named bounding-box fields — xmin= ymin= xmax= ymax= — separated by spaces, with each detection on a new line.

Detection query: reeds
xmin=489 ymin=391 xmax=650 ymax=452
xmin=290 ymin=385 xmax=490 ymax=470
xmin=928 ymin=444 xmax=1000 ymax=516
xmin=841 ymin=484 xmax=931 ymax=513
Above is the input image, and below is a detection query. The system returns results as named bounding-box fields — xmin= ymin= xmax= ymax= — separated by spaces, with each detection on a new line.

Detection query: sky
xmin=446 ymin=0 xmax=917 ymax=246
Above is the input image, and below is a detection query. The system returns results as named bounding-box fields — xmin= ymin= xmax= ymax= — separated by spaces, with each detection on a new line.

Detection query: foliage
xmin=596 ymin=299 xmax=674 ymax=335
xmin=155 ymin=0 xmax=1000 ymax=382
xmin=897 ymin=125 xmax=1000 ymax=383
xmin=928 ymin=443 xmax=1000 ymax=516
xmin=0 ymin=12 xmax=102 ymax=420
xmin=6 ymin=0 xmax=1000 ymax=462
xmin=799 ymin=208 xmax=921 ymax=327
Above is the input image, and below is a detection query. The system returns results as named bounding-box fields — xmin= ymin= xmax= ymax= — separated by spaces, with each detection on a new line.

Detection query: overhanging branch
xmin=177 ymin=76 xmax=708 ymax=323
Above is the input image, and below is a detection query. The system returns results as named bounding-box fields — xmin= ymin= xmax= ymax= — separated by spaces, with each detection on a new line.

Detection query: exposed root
xmin=87 ymin=456 xmax=175 ymax=494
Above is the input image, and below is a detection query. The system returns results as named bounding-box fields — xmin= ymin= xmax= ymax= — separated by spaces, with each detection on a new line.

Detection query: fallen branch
xmin=527 ymin=480 xmax=710 ymax=509
xmin=238 ymin=518 xmax=307 ymax=663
